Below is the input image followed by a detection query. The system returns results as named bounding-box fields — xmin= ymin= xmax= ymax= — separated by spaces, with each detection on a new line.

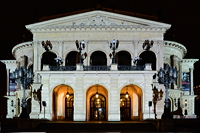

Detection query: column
xmin=189 ymin=68 xmax=194 ymax=95
xmin=6 ymin=69 xmax=10 ymax=96
xmin=74 ymin=74 xmax=85 ymax=121
xmin=33 ymin=41 xmax=40 ymax=82
xmin=179 ymin=61 xmax=183 ymax=90
xmin=132 ymin=41 xmax=136 ymax=66
xmin=157 ymin=40 xmax=163 ymax=69
xmin=170 ymin=55 xmax=175 ymax=89
xmin=108 ymin=74 xmax=120 ymax=121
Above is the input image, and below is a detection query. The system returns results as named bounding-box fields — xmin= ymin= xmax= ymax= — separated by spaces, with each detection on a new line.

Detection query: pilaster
xmin=30 ymin=83 xmax=42 ymax=119
xmin=143 ymin=73 xmax=155 ymax=119
xmin=189 ymin=68 xmax=194 ymax=95
xmin=38 ymin=73 xmax=51 ymax=119
xmin=33 ymin=41 xmax=40 ymax=82
xmin=6 ymin=69 xmax=10 ymax=96
xmin=109 ymin=73 xmax=120 ymax=121
xmin=74 ymin=73 xmax=86 ymax=121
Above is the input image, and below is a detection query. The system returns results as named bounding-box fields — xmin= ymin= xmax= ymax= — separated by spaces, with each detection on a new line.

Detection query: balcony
xmin=48 ymin=64 xmax=149 ymax=71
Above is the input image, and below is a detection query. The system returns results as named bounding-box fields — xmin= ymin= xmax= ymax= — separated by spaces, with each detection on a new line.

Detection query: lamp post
xmin=41 ymin=40 xmax=52 ymax=51
xmin=109 ymin=39 xmax=119 ymax=64
xmin=158 ymin=64 xmax=178 ymax=119
xmin=14 ymin=57 xmax=34 ymax=118
xmin=75 ymin=40 xmax=85 ymax=64
xmin=152 ymin=84 xmax=163 ymax=119
xmin=142 ymin=40 xmax=154 ymax=51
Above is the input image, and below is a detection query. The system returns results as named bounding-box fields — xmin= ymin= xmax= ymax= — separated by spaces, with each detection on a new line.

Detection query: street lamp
xmin=152 ymin=84 xmax=163 ymax=119
xmin=41 ymin=40 xmax=52 ymax=51
xmin=75 ymin=40 xmax=85 ymax=64
xmin=13 ymin=57 xmax=34 ymax=118
xmin=109 ymin=39 xmax=119 ymax=64
xmin=142 ymin=40 xmax=154 ymax=51
xmin=157 ymin=64 xmax=178 ymax=119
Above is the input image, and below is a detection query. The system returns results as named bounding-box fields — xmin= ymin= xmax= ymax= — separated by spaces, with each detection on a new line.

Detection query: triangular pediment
xmin=26 ymin=10 xmax=171 ymax=30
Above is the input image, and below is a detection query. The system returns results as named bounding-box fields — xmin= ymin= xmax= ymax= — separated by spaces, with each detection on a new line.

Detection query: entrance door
xmin=90 ymin=94 xmax=106 ymax=120
xmin=120 ymin=94 xmax=131 ymax=120
xmin=65 ymin=95 xmax=74 ymax=120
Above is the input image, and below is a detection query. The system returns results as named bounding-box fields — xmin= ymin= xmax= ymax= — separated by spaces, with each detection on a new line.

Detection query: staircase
xmin=33 ymin=121 xmax=157 ymax=132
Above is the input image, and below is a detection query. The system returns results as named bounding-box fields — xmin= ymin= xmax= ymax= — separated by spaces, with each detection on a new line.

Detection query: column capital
xmin=189 ymin=68 xmax=194 ymax=71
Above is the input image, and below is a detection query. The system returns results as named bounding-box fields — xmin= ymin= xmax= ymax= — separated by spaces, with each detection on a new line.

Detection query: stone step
xmin=34 ymin=122 xmax=157 ymax=132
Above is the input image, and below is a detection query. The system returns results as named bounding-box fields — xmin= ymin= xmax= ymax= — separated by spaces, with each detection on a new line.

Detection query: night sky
xmin=0 ymin=0 xmax=200 ymax=86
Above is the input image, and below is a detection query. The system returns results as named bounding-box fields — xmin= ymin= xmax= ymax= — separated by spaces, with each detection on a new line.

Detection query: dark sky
xmin=0 ymin=0 xmax=200 ymax=85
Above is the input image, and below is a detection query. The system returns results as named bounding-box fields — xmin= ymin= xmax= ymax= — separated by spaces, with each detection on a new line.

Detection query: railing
xmin=83 ymin=66 xmax=111 ymax=71
xmin=49 ymin=65 xmax=145 ymax=71
xmin=49 ymin=66 xmax=76 ymax=71
xmin=118 ymin=65 xmax=145 ymax=70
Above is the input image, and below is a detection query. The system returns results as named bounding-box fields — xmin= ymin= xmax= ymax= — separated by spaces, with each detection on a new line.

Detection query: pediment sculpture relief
xmin=72 ymin=15 xmax=124 ymax=26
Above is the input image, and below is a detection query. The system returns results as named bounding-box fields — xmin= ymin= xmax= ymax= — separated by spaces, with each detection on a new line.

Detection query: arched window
xmin=90 ymin=51 xmax=107 ymax=66
xmin=117 ymin=51 xmax=131 ymax=66
xmin=65 ymin=51 xmax=79 ymax=66
xmin=139 ymin=51 xmax=156 ymax=70
xmin=41 ymin=51 xmax=57 ymax=70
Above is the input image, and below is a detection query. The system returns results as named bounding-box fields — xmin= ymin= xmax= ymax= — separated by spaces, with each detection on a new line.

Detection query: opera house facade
xmin=1 ymin=10 xmax=198 ymax=121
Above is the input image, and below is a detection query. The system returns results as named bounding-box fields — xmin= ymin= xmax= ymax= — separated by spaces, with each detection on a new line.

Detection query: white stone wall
xmin=36 ymin=70 xmax=155 ymax=121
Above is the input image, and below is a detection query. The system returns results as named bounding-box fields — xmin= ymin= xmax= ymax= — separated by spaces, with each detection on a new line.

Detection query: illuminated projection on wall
xmin=9 ymin=73 xmax=17 ymax=94
xmin=182 ymin=72 xmax=190 ymax=91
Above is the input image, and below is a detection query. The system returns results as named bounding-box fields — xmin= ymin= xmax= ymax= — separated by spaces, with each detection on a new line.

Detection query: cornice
xmin=181 ymin=59 xmax=199 ymax=63
xmin=0 ymin=60 xmax=17 ymax=65
xmin=30 ymin=26 xmax=169 ymax=33
xmin=164 ymin=41 xmax=187 ymax=57
xmin=12 ymin=41 xmax=33 ymax=57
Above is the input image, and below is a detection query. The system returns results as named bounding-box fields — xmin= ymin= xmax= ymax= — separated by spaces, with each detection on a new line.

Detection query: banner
xmin=182 ymin=72 xmax=190 ymax=91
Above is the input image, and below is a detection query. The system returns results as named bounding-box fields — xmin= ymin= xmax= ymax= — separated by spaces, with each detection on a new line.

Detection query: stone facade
xmin=1 ymin=10 xmax=198 ymax=121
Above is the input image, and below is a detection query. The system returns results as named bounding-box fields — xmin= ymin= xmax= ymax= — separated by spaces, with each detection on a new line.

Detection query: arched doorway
xmin=52 ymin=85 xmax=74 ymax=120
xmin=90 ymin=51 xmax=107 ymax=66
xmin=65 ymin=51 xmax=79 ymax=66
xmin=86 ymin=85 xmax=108 ymax=121
xmin=90 ymin=94 xmax=106 ymax=120
xmin=139 ymin=51 xmax=156 ymax=70
xmin=120 ymin=85 xmax=142 ymax=121
xmin=117 ymin=51 xmax=131 ymax=66
xmin=41 ymin=51 xmax=57 ymax=70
